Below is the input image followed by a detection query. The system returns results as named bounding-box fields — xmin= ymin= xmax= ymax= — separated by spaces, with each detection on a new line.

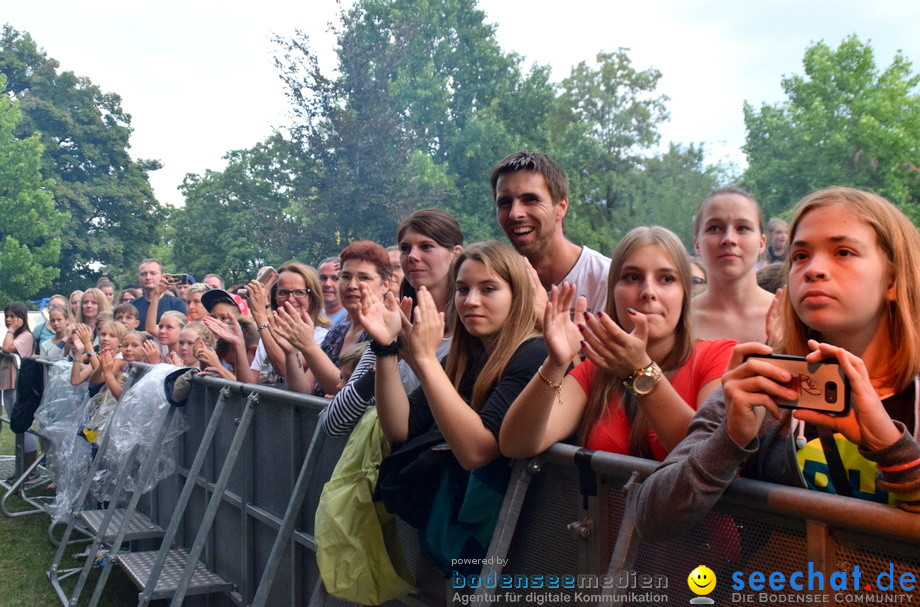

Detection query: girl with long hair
xmin=501 ymin=227 xmax=735 ymax=460
xmin=692 ymin=187 xmax=775 ymax=343
xmin=361 ymin=241 xmax=546 ymax=571
xmin=636 ymin=187 xmax=920 ymax=541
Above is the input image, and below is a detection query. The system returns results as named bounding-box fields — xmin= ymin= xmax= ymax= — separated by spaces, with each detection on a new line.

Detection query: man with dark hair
xmin=130 ymin=258 xmax=187 ymax=324
xmin=491 ymin=151 xmax=610 ymax=313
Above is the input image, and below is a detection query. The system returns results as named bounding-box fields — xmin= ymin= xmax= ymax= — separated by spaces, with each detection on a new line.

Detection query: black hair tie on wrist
xmin=369 ymin=337 xmax=402 ymax=357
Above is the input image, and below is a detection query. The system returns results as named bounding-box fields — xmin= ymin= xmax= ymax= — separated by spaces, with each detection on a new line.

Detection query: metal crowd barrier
xmin=3 ymin=352 xmax=920 ymax=606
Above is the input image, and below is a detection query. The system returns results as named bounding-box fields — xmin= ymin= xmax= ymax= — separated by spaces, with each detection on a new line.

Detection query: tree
xmin=0 ymin=25 xmax=164 ymax=292
xmin=743 ymin=35 xmax=920 ymax=217
xmin=0 ymin=73 xmax=65 ymax=303
xmin=552 ymin=50 xmax=671 ymax=252
xmin=171 ymin=133 xmax=316 ymax=283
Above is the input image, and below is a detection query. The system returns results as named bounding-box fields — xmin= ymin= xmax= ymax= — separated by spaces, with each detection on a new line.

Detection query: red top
xmin=570 ymin=339 xmax=736 ymax=460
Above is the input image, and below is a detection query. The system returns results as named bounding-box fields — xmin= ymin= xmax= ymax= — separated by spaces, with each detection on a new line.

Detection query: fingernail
xmin=627 ymin=308 xmax=637 ymax=316
xmin=577 ymin=323 xmax=586 ymax=332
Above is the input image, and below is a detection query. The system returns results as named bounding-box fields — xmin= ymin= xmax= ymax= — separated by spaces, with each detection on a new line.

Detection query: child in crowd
xmin=332 ymin=341 xmax=369 ymax=395
xmin=636 ymin=187 xmax=920 ymax=542
xmin=500 ymin=227 xmax=735 ymax=461
xmin=40 ymin=305 xmax=73 ymax=361
xmin=156 ymin=311 xmax=187 ymax=362
xmin=169 ymin=321 xmax=216 ymax=367
xmin=113 ymin=303 xmax=140 ymax=330
xmin=70 ymin=319 xmax=126 ymax=385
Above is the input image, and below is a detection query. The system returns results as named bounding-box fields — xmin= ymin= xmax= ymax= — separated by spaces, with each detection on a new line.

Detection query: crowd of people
xmin=3 ymin=150 xmax=919 ymax=594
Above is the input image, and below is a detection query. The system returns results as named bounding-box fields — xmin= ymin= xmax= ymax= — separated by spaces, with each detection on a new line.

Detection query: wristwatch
xmin=623 ymin=361 xmax=663 ymax=397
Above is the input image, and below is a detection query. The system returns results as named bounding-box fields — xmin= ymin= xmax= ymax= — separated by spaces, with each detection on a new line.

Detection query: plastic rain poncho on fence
xmin=91 ymin=364 xmax=192 ymax=504
xmin=33 ymin=361 xmax=91 ymax=522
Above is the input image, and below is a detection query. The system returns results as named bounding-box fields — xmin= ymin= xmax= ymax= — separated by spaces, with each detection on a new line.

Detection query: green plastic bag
xmin=315 ymin=407 xmax=414 ymax=604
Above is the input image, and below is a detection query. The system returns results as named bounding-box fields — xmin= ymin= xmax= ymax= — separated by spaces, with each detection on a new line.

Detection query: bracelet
xmin=369 ymin=337 xmax=402 ymax=357
xmin=256 ymin=322 xmax=270 ymax=332
xmin=537 ymin=366 xmax=564 ymax=406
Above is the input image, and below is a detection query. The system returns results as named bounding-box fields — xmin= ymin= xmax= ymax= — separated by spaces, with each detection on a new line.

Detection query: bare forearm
xmin=283 ymin=350 xmax=313 ymax=393
xmin=259 ymin=330 xmax=287 ymax=377
xmin=299 ymin=343 xmax=340 ymax=395
xmin=374 ymin=356 xmax=411 ymax=442
xmin=637 ymin=379 xmax=696 ymax=452
xmin=145 ymin=298 xmax=159 ymax=334
xmin=414 ymin=356 xmax=500 ymax=470
xmin=499 ymin=362 xmax=564 ymax=458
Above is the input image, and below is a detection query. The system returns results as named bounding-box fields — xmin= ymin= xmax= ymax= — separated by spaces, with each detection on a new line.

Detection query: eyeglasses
xmin=277 ymin=288 xmax=311 ymax=299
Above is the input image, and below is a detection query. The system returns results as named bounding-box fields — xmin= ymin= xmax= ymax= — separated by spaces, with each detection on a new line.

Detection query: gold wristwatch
xmin=623 ymin=361 xmax=663 ymax=397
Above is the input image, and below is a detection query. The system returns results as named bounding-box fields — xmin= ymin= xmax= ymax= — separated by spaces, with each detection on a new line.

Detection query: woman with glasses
xmin=245 ymin=262 xmax=329 ymax=386
xmin=271 ymin=241 xmax=391 ymax=396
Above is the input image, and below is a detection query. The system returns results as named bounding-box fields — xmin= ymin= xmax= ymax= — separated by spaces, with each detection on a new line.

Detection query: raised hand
xmin=794 ymin=340 xmax=901 ymax=452
xmin=271 ymin=302 xmax=316 ymax=353
xmin=141 ymin=338 xmax=161 ymax=363
xmin=765 ymin=287 xmax=785 ymax=347
xmin=98 ymin=348 xmax=116 ymax=376
xmin=203 ymin=315 xmax=242 ymax=346
xmin=194 ymin=341 xmax=223 ymax=370
xmin=153 ymin=277 xmax=172 ymax=299
xmin=404 ymin=287 xmax=444 ymax=363
xmin=74 ymin=323 xmax=94 ymax=351
xmin=543 ymin=283 xmax=583 ymax=367
xmin=355 ymin=283 xmax=402 ymax=345
xmin=579 ymin=309 xmax=651 ymax=377
xmin=721 ymin=342 xmax=792 ymax=447
xmin=246 ymin=280 xmax=270 ymax=324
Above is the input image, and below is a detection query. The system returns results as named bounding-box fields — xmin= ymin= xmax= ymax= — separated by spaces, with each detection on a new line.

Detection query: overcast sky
xmin=5 ymin=0 xmax=920 ymax=206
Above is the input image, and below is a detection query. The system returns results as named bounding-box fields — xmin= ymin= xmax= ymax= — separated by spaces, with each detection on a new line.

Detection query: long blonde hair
xmin=778 ymin=187 xmax=920 ymax=391
xmin=77 ymin=288 xmax=112 ymax=324
xmin=580 ymin=227 xmax=694 ymax=456
xmin=443 ymin=241 xmax=539 ymax=410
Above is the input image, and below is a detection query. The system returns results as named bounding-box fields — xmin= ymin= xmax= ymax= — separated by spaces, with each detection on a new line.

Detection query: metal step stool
xmin=119 ymin=548 xmax=233 ymax=601
xmin=79 ymin=508 xmax=164 ymax=542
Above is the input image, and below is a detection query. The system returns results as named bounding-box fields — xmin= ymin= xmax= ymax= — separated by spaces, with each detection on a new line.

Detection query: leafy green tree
xmin=171 ymin=133 xmax=317 ymax=283
xmin=553 ymin=50 xmax=671 ymax=252
xmin=0 ymin=73 xmax=65 ymax=303
xmin=274 ymin=0 xmax=561 ymax=249
xmin=743 ymin=35 xmax=920 ymax=217
xmin=0 ymin=25 xmax=164 ymax=293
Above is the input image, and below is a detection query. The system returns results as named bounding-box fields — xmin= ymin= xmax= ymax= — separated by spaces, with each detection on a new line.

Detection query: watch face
xmin=633 ymin=373 xmax=657 ymax=395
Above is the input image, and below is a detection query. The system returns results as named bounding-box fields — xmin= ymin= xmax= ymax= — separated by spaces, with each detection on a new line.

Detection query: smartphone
xmin=744 ymin=354 xmax=849 ymax=414
xmin=257 ymin=267 xmax=279 ymax=289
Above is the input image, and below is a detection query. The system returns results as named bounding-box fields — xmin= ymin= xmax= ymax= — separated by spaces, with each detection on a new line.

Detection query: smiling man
xmin=491 ymin=151 xmax=610 ymax=313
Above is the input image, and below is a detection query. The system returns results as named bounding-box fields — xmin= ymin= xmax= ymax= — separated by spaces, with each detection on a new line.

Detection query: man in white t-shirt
xmin=491 ymin=151 xmax=610 ymax=313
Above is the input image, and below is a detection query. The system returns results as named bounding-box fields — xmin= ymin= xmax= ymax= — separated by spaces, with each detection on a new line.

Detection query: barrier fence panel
xmin=5 ymin=352 xmax=920 ymax=606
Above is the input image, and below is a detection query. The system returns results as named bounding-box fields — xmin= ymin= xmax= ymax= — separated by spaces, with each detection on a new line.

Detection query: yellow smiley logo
xmin=687 ymin=565 xmax=717 ymax=596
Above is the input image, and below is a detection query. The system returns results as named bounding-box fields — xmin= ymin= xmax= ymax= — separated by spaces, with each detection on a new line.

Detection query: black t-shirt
xmin=407 ymin=336 xmax=546 ymax=440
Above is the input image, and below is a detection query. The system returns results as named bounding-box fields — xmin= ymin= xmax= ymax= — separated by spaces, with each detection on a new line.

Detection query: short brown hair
xmin=489 ymin=151 xmax=569 ymax=204
xmin=339 ymin=241 xmax=392 ymax=281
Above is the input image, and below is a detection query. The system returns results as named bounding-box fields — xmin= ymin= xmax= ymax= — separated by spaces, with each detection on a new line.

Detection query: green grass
xmin=0 ymin=427 xmax=144 ymax=606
